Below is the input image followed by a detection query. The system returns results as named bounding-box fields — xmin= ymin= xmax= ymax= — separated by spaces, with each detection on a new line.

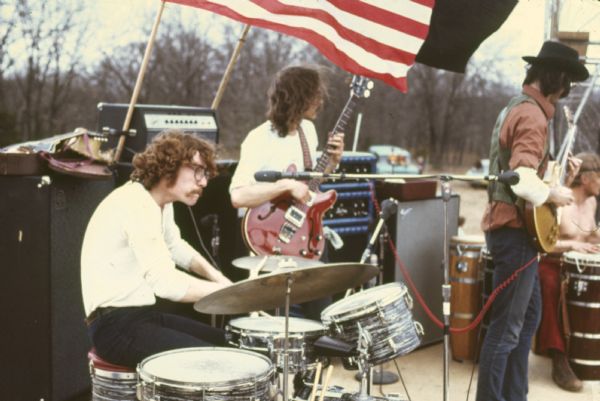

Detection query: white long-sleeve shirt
xmin=81 ymin=181 xmax=197 ymax=316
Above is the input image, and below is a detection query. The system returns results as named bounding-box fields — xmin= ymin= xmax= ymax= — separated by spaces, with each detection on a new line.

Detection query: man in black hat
xmin=477 ymin=41 xmax=589 ymax=401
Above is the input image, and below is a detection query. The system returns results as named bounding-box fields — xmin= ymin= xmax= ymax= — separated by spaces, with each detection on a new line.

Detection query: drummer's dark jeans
xmin=476 ymin=227 xmax=541 ymax=401
xmin=87 ymin=305 xmax=226 ymax=368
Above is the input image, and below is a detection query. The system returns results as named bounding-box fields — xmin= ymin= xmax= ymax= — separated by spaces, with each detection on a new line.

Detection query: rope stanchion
xmin=369 ymin=191 xmax=539 ymax=334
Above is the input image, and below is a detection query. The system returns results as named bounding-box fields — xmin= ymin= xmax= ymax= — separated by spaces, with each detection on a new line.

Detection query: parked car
xmin=368 ymin=145 xmax=422 ymax=174
xmin=466 ymin=158 xmax=489 ymax=187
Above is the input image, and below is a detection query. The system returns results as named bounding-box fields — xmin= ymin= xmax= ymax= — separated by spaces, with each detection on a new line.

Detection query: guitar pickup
xmin=285 ymin=206 xmax=306 ymax=228
xmin=278 ymin=222 xmax=297 ymax=244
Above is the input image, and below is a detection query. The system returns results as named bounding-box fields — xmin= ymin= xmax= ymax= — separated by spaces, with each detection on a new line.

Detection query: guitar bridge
xmin=278 ymin=222 xmax=296 ymax=244
xmin=285 ymin=206 xmax=306 ymax=228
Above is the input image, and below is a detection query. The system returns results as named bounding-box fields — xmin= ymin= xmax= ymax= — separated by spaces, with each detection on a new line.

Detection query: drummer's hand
xmin=282 ymin=179 xmax=311 ymax=204
xmin=571 ymin=241 xmax=600 ymax=254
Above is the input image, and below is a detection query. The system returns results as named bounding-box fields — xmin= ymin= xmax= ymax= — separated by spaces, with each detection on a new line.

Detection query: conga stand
xmin=440 ymin=177 xmax=452 ymax=401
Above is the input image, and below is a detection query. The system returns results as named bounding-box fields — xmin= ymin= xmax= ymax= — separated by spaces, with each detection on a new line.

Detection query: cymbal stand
xmin=282 ymin=275 xmax=293 ymax=401
xmin=350 ymin=323 xmax=375 ymax=401
xmin=440 ymin=177 xmax=452 ymax=401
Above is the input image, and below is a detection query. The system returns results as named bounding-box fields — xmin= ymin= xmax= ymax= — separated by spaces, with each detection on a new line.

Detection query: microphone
xmin=380 ymin=198 xmax=399 ymax=220
xmin=254 ymin=170 xmax=314 ymax=182
xmin=485 ymin=170 xmax=520 ymax=185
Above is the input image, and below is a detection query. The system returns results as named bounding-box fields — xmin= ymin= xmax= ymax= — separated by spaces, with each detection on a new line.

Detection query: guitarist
xmin=537 ymin=152 xmax=600 ymax=392
xmin=477 ymin=41 xmax=589 ymax=401
xmin=229 ymin=65 xmax=344 ymax=319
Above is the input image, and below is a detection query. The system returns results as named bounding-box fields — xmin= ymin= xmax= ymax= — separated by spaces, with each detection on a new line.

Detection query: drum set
xmin=129 ymin=256 xmax=424 ymax=401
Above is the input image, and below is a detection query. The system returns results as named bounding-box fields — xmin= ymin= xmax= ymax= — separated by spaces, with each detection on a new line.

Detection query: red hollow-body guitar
xmin=242 ymin=76 xmax=373 ymax=259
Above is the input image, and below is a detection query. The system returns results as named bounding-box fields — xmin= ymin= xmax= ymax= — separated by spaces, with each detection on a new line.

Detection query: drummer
xmin=229 ymin=65 xmax=344 ymax=320
xmin=81 ymin=130 xmax=232 ymax=368
xmin=537 ymin=152 xmax=600 ymax=391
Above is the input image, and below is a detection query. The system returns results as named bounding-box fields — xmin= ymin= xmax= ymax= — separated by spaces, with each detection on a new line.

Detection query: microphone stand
xmin=354 ymin=199 xmax=399 ymax=386
xmin=440 ymin=177 xmax=452 ymax=401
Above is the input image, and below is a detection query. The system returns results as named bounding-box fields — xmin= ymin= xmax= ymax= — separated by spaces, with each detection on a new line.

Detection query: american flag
xmin=166 ymin=0 xmax=434 ymax=93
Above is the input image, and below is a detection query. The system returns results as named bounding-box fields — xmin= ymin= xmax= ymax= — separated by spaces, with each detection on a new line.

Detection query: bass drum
xmin=563 ymin=251 xmax=600 ymax=380
xmin=137 ymin=347 xmax=277 ymax=401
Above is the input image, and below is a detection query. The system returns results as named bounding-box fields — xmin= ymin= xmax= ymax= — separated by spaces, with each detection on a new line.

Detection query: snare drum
xmin=449 ymin=235 xmax=485 ymax=361
xmin=88 ymin=349 xmax=137 ymax=401
xmin=321 ymin=282 xmax=423 ymax=365
xmin=226 ymin=316 xmax=326 ymax=372
xmin=137 ymin=347 xmax=277 ymax=401
xmin=563 ymin=251 xmax=600 ymax=380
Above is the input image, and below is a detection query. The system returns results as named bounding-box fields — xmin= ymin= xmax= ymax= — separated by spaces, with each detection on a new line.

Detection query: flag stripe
xmin=254 ymin=0 xmax=422 ymax=61
xmin=166 ymin=0 xmax=433 ymax=92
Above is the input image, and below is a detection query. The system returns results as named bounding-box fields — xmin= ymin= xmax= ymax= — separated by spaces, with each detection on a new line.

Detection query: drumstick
xmin=308 ymin=362 xmax=322 ymax=401
xmin=250 ymin=255 xmax=268 ymax=279
xmin=318 ymin=365 xmax=334 ymax=401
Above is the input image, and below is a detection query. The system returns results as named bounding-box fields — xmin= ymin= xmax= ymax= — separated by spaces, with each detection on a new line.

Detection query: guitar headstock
xmin=350 ymin=75 xmax=374 ymax=99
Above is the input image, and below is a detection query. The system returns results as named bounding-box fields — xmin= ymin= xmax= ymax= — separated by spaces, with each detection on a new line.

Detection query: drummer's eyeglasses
xmin=189 ymin=164 xmax=211 ymax=182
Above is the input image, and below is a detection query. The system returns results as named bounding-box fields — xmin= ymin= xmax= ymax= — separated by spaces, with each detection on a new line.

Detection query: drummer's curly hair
xmin=267 ymin=65 xmax=328 ymax=137
xmin=131 ymin=129 xmax=217 ymax=189
xmin=572 ymin=152 xmax=600 ymax=187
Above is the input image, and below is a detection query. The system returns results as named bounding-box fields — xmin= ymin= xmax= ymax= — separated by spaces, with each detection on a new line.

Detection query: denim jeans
xmin=476 ymin=227 xmax=541 ymax=401
xmin=88 ymin=305 xmax=226 ymax=368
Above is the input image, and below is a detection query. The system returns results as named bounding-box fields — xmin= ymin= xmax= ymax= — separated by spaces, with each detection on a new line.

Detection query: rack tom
xmin=449 ymin=235 xmax=485 ymax=361
xmin=321 ymin=282 xmax=423 ymax=366
xmin=563 ymin=251 xmax=600 ymax=380
xmin=226 ymin=316 xmax=326 ymax=373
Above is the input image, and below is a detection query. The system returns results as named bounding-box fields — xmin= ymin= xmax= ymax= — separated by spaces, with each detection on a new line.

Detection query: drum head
xmin=562 ymin=251 xmax=600 ymax=266
xmin=450 ymin=235 xmax=485 ymax=246
xmin=321 ymin=283 xmax=406 ymax=319
xmin=138 ymin=347 xmax=272 ymax=385
xmin=229 ymin=316 xmax=324 ymax=333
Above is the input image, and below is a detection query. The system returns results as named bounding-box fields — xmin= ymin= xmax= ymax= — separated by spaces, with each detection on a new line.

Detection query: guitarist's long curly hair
xmin=267 ymin=65 xmax=328 ymax=137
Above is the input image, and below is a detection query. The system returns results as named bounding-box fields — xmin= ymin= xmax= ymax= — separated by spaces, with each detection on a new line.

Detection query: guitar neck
xmin=308 ymin=95 xmax=359 ymax=190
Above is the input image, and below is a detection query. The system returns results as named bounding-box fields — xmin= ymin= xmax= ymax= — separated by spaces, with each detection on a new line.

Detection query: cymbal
xmin=194 ymin=263 xmax=379 ymax=315
xmin=232 ymin=255 xmax=323 ymax=272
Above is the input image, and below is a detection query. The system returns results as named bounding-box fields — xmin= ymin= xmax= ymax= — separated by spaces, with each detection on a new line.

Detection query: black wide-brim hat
xmin=523 ymin=40 xmax=589 ymax=81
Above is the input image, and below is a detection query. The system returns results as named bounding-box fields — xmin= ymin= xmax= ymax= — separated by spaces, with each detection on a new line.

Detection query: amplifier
xmin=321 ymin=151 xmax=377 ymax=235
xmin=97 ymin=103 xmax=219 ymax=161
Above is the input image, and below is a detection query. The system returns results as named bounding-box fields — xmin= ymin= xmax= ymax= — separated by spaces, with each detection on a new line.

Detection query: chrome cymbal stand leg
xmin=283 ymin=275 xmax=293 ymax=401
xmin=350 ymin=323 xmax=378 ymax=401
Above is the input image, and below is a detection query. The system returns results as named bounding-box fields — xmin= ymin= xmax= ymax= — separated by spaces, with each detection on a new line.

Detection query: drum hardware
xmin=233 ymin=255 xmax=323 ymax=274
xmin=194 ymin=262 xmax=378 ymax=401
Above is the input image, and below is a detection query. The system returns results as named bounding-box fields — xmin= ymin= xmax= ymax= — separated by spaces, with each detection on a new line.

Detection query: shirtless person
xmin=538 ymin=152 xmax=600 ymax=391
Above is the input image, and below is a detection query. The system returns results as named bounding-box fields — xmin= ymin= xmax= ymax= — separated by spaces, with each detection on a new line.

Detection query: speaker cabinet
xmin=382 ymin=196 xmax=460 ymax=346
xmin=0 ymin=174 xmax=115 ymax=401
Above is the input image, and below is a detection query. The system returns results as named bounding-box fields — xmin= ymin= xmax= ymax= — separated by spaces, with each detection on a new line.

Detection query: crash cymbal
xmin=194 ymin=263 xmax=379 ymax=315
xmin=232 ymin=255 xmax=323 ymax=272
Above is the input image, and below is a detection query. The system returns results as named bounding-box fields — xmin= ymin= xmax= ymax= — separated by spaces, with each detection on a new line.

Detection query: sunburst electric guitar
xmin=242 ymin=76 xmax=373 ymax=259
xmin=524 ymin=106 xmax=577 ymax=253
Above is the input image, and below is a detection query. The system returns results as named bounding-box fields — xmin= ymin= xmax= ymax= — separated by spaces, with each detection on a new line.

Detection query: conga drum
xmin=563 ymin=251 xmax=600 ymax=380
xmin=449 ymin=235 xmax=485 ymax=361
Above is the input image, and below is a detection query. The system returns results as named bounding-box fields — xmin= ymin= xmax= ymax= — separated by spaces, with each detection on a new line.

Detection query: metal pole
xmin=113 ymin=0 xmax=166 ymax=163
xmin=211 ymin=25 xmax=251 ymax=110
xmin=441 ymin=179 xmax=452 ymax=401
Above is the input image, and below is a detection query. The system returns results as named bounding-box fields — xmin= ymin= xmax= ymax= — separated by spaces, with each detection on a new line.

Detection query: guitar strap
xmin=297 ymin=125 xmax=313 ymax=171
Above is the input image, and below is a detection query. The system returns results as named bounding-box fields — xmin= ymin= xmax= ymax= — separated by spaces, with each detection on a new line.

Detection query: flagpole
xmin=112 ymin=0 xmax=166 ymax=164
xmin=211 ymin=24 xmax=251 ymax=110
